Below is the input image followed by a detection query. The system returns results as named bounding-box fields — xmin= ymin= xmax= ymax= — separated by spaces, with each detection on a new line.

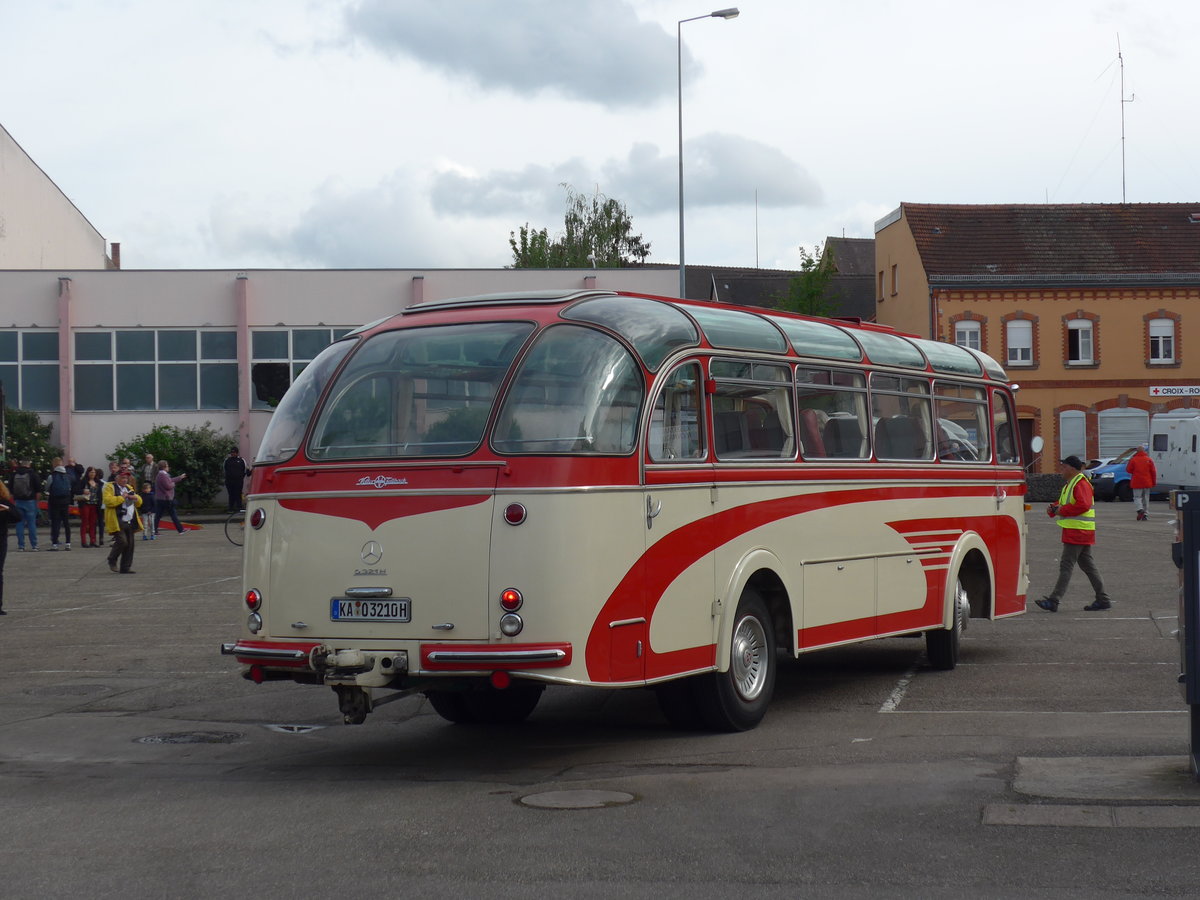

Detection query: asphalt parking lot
xmin=1 ymin=498 xmax=1198 ymax=898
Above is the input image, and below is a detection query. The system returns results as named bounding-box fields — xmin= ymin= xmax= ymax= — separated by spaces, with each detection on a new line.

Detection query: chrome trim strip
xmin=425 ymin=649 xmax=567 ymax=663
xmin=222 ymin=643 xmax=310 ymax=662
xmin=343 ymin=587 xmax=394 ymax=598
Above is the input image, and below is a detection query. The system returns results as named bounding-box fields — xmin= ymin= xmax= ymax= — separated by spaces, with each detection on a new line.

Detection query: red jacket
xmin=1125 ymin=449 xmax=1157 ymax=489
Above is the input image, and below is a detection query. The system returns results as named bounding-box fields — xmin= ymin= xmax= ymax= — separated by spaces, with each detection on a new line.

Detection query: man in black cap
xmin=1035 ymin=454 xmax=1112 ymax=612
xmin=223 ymin=447 xmax=248 ymax=513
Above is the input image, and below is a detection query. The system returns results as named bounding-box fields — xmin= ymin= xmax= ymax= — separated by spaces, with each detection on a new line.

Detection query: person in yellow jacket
xmin=1035 ymin=455 xmax=1113 ymax=612
xmin=103 ymin=468 xmax=143 ymax=574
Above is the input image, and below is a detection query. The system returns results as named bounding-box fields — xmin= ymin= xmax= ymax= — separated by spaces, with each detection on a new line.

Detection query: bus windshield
xmin=307 ymin=322 xmax=534 ymax=460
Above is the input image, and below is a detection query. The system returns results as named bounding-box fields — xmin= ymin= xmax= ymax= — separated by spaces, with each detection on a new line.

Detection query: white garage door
xmin=1098 ymin=408 xmax=1149 ymax=459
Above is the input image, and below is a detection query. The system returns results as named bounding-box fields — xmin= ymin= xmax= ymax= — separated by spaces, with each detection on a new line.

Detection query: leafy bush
xmin=3 ymin=407 xmax=63 ymax=473
xmin=111 ymin=422 xmax=237 ymax=508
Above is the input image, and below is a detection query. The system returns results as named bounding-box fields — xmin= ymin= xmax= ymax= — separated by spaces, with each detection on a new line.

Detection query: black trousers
xmin=107 ymin=523 xmax=138 ymax=572
xmin=49 ymin=497 xmax=72 ymax=545
xmin=225 ymin=480 xmax=244 ymax=512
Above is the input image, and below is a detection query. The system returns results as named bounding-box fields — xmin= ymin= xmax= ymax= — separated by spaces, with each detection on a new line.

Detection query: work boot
xmin=1035 ymin=597 xmax=1059 ymax=612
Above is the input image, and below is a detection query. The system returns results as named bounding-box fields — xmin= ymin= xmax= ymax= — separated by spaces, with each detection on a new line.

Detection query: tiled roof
xmin=903 ymin=203 xmax=1200 ymax=277
xmin=823 ymin=237 xmax=875 ymax=275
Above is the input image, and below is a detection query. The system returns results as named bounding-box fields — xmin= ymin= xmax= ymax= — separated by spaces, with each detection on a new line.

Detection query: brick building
xmin=874 ymin=203 xmax=1200 ymax=471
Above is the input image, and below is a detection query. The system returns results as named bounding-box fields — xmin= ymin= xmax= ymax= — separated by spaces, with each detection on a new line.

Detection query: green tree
xmin=774 ymin=244 xmax=837 ymax=317
xmin=510 ymin=185 xmax=651 ymax=268
xmin=2 ymin=407 xmax=62 ymax=473
xmin=111 ymin=422 xmax=236 ymax=508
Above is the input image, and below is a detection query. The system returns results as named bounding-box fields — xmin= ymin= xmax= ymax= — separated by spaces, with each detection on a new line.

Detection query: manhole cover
xmin=518 ymin=790 xmax=638 ymax=810
xmin=264 ymin=724 xmax=324 ymax=734
xmin=136 ymin=731 xmax=244 ymax=745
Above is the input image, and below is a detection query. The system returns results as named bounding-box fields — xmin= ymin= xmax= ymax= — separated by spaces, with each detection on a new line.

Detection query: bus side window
xmin=992 ymin=389 xmax=1019 ymax=464
xmin=649 ymin=362 xmax=704 ymax=461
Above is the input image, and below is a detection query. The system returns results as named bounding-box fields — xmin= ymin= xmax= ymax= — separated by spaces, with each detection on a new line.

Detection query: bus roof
xmin=386 ymin=289 xmax=1009 ymax=383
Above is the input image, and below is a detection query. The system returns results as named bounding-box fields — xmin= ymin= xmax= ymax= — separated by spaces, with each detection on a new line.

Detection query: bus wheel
xmin=425 ymin=689 xmax=476 ymax=723
xmin=926 ymin=577 xmax=969 ymax=671
xmin=695 ymin=588 xmax=776 ymax=732
xmin=654 ymin=678 xmax=706 ymax=730
xmin=425 ymin=684 xmax=544 ymax=725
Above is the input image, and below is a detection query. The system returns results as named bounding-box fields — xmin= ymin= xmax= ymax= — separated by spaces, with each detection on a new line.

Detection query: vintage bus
xmin=221 ymin=289 xmax=1030 ymax=731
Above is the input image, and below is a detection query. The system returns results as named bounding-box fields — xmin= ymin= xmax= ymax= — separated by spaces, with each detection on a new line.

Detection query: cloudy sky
xmin=2 ymin=0 xmax=1198 ymax=274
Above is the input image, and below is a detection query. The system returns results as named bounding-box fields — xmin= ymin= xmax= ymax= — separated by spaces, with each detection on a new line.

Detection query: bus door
xmin=641 ymin=361 xmax=719 ymax=681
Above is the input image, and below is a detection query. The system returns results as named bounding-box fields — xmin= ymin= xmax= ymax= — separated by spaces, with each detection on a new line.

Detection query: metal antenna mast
xmin=1118 ymin=35 xmax=1135 ymax=203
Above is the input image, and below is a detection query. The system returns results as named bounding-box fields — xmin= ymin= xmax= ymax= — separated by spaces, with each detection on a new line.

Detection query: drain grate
xmin=136 ymin=731 xmax=244 ymax=745
xmin=264 ymin=724 xmax=324 ymax=734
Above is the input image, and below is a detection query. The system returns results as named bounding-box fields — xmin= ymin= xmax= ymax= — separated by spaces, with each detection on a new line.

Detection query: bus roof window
xmin=770 ymin=317 xmax=863 ymax=362
xmin=910 ymin=338 xmax=983 ymax=377
xmin=686 ymin=306 xmax=788 ymax=354
xmin=563 ymin=296 xmax=698 ymax=371
xmin=852 ymin=329 xmax=927 ymax=369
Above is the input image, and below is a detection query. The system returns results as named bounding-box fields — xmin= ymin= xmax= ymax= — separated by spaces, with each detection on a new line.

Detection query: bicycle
xmin=224 ymin=509 xmax=246 ymax=546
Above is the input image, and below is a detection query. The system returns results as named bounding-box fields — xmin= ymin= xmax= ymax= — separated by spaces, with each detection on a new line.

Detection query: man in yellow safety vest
xmin=1035 ymin=455 xmax=1113 ymax=612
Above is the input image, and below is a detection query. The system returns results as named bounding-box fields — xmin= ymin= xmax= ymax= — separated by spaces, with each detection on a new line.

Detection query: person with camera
xmin=103 ymin=468 xmax=143 ymax=574
xmin=1036 ymin=455 xmax=1113 ymax=612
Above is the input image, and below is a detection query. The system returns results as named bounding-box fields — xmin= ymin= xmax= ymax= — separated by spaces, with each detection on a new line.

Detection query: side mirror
xmin=1030 ymin=436 xmax=1044 ymax=454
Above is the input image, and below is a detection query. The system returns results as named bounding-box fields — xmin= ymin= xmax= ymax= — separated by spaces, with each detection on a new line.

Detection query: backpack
xmin=12 ymin=471 xmax=33 ymax=500
xmin=49 ymin=471 xmax=73 ymax=499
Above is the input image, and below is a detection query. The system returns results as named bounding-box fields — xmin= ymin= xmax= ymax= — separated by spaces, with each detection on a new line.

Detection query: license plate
xmin=330 ymin=598 xmax=411 ymax=623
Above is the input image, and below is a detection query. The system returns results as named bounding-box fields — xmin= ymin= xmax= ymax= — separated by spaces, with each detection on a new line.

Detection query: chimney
xmin=110 ymin=242 xmax=122 ymax=269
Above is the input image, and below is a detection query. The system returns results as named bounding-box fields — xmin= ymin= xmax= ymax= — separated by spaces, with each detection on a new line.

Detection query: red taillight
xmin=245 ymin=589 xmax=262 ymax=611
xmin=499 ymin=588 xmax=523 ymax=612
xmin=250 ymin=508 xmax=266 ymax=529
xmin=503 ymin=503 xmax=527 ymax=525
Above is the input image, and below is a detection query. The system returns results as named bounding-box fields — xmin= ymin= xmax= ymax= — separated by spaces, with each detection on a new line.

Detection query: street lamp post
xmin=678 ymin=7 xmax=739 ymax=299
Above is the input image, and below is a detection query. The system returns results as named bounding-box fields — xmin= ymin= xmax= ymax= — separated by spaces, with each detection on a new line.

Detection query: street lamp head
xmin=711 ymin=7 xmax=739 ymax=18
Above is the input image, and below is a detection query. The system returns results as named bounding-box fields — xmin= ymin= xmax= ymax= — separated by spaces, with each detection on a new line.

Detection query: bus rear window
xmin=307 ymin=322 xmax=533 ymax=459
xmin=493 ymin=325 xmax=643 ymax=454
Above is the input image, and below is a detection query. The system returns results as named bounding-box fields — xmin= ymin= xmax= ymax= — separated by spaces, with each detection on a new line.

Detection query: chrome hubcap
xmin=730 ymin=614 xmax=768 ymax=701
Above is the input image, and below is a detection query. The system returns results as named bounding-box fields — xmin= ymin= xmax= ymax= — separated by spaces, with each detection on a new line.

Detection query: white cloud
xmin=344 ymin=0 xmax=687 ymax=109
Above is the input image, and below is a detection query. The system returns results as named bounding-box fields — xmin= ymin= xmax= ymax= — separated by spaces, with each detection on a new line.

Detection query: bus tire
xmin=654 ymin=678 xmax=706 ymax=730
xmin=425 ymin=689 xmax=474 ymax=723
xmin=427 ymin=683 xmax=544 ymax=725
xmin=926 ymin=576 xmax=968 ymax=670
xmin=695 ymin=588 xmax=776 ymax=732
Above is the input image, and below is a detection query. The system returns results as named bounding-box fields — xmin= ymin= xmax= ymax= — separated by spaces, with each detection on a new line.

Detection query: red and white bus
xmin=222 ymin=289 xmax=1030 ymax=731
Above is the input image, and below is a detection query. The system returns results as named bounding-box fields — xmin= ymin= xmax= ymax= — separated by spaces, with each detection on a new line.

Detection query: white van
xmin=1150 ymin=408 xmax=1200 ymax=491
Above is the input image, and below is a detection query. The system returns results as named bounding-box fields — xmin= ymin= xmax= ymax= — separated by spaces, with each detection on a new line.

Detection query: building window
xmin=1149 ymin=318 xmax=1176 ymax=364
xmin=1067 ymin=318 xmax=1093 ymax=365
xmin=1006 ymin=319 xmax=1033 ymax=367
xmin=877 ymin=271 xmax=885 ymax=301
xmin=251 ymin=327 xmax=351 ymax=409
xmin=890 ymin=264 xmax=899 ymax=296
xmin=0 ymin=330 xmax=59 ymax=411
xmin=954 ymin=321 xmax=981 ymax=351
xmin=73 ymin=329 xmax=238 ymax=411
xmin=1059 ymin=409 xmax=1086 ymax=461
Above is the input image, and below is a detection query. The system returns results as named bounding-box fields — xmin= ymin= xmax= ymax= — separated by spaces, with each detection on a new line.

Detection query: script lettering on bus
xmin=353 ymin=568 xmax=388 ymax=577
xmin=356 ymin=475 xmax=410 ymax=489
